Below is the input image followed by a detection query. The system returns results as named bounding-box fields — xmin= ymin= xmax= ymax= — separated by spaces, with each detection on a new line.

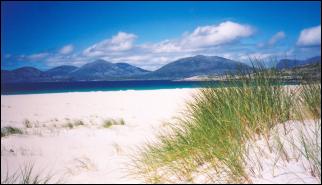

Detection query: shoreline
xmin=1 ymin=82 xmax=301 ymax=96
xmin=0 ymin=87 xmax=200 ymax=96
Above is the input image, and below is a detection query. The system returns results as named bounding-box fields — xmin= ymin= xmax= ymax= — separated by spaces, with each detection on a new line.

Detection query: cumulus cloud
xmin=150 ymin=21 xmax=254 ymax=53
xmin=44 ymin=54 xmax=89 ymax=67
xmin=297 ymin=25 xmax=321 ymax=46
xmin=181 ymin=21 xmax=254 ymax=48
xmin=7 ymin=21 xmax=265 ymax=70
xmin=150 ymin=40 xmax=183 ymax=53
xmin=257 ymin=31 xmax=286 ymax=48
xmin=268 ymin=31 xmax=285 ymax=45
xmin=83 ymin=32 xmax=137 ymax=57
xmin=239 ymin=52 xmax=276 ymax=61
xmin=59 ymin=44 xmax=74 ymax=54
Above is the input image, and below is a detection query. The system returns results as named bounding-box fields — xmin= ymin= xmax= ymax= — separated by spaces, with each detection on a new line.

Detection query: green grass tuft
xmin=300 ymin=84 xmax=321 ymax=119
xmin=23 ymin=119 xmax=32 ymax=128
xmin=1 ymin=127 xmax=23 ymax=138
xmin=63 ymin=119 xmax=85 ymax=129
xmin=1 ymin=162 xmax=61 ymax=184
xmin=73 ymin=120 xmax=85 ymax=127
xmin=129 ymin=64 xmax=320 ymax=183
xmin=103 ymin=120 xmax=114 ymax=128
xmin=103 ymin=118 xmax=125 ymax=128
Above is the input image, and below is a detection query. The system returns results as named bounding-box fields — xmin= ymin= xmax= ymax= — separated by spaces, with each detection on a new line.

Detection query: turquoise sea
xmin=1 ymin=80 xmax=299 ymax=95
xmin=1 ymin=80 xmax=212 ymax=95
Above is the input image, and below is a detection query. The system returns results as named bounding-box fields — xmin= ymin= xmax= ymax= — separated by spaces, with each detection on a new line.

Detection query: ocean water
xmin=1 ymin=80 xmax=299 ymax=95
xmin=1 ymin=80 xmax=216 ymax=95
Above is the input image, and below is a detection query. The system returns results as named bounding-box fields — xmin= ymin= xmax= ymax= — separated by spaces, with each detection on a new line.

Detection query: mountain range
xmin=143 ymin=55 xmax=251 ymax=80
xmin=1 ymin=55 xmax=321 ymax=83
xmin=276 ymin=56 xmax=321 ymax=69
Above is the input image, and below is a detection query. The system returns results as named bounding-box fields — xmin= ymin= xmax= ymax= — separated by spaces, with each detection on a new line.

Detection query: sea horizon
xmin=1 ymin=80 xmax=210 ymax=95
xmin=1 ymin=80 xmax=300 ymax=95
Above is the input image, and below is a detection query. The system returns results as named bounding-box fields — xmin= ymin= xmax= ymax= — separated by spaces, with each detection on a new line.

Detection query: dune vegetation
xmin=129 ymin=63 xmax=321 ymax=183
xmin=1 ymin=127 xmax=23 ymax=138
xmin=103 ymin=118 xmax=125 ymax=128
xmin=1 ymin=162 xmax=60 ymax=184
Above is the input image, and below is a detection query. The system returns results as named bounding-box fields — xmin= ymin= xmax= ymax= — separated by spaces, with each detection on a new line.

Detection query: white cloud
xmin=59 ymin=44 xmax=74 ymax=55
xmin=268 ymin=31 xmax=285 ymax=45
xmin=44 ymin=53 xmax=89 ymax=67
xmin=16 ymin=21 xmax=302 ymax=70
xmin=150 ymin=21 xmax=254 ymax=53
xmin=181 ymin=21 xmax=254 ymax=48
xmin=257 ymin=31 xmax=286 ymax=48
xmin=239 ymin=52 xmax=274 ymax=61
xmin=286 ymin=48 xmax=295 ymax=57
xmin=27 ymin=52 xmax=49 ymax=61
xmin=83 ymin=32 xmax=137 ymax=57
xmin=151 ymin=40 xmax=183 ymax=53
xmin=297 ymin=25 xmax=321 ymax=46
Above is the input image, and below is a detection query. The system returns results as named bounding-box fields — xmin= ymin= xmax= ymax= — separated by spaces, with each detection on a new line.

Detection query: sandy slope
xmin=1 ymin=88 xmax=320 ymax=184
xmin=1 ymin=89 xmax=196 ymax=183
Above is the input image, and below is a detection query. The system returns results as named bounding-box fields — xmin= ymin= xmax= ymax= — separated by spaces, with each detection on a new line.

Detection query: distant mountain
xmin=44 ymin=65 xmax=78 ymax=81
xmin=279 ymin=62 xmax=321 ymax=82
xmin=1 ymin=70 xmax=13 ymax=83
xmin=115 ymin=63 xmax=149 ymax=74
xmin=305 ymin=56 xmax=321 ymax=65
xmin=144 ymin=55 xmax=251 ymax=80
xmin=45 ymin=65 xmax=78 ymax=76
xmin=69 ymin=60 xmax=149 ymax=80
xmin=12 ymin=67 xmax=43 ymax=77
xmin=1 ymin=59 xmax=150 ymax=83
xmin=276 ymin=56 xmax=321 ymax=69
xmin=2 ymin=55 xmax=320 ymax=83
xmin=1 ymin=67 xmax=50 ymax=83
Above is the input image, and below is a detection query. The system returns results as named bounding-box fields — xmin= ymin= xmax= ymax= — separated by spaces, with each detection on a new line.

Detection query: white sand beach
xmin=1 ymin=89 xmax=196 ymax=183
xmin=1 ymin=88 xmax=320 ymax=184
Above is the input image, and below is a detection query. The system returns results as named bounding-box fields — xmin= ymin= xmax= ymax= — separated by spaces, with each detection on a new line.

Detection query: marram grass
xmin=129 ymin=65 xmax=321 ymax=183
xmin=1 ymin=162 xmax=61 ymax=184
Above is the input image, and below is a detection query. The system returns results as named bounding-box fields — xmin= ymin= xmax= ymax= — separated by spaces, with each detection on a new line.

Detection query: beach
xmin=2 ymin=1 xmax=320 ymax=184
xmin=1 ymin=89 xmax=196 ymax=183
xmin=1 ymin=88 xmax=320 ymax=184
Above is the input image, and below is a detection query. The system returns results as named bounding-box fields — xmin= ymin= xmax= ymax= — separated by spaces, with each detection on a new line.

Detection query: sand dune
xmin=1 ymin=89 xmax=320 ymax=183
xmin=1 ymin=89 xmax=196 ymax=183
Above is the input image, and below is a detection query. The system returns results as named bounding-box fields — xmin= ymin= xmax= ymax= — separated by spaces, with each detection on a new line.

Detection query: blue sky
xmin=1 ymin=1 xmax=321 ymax=70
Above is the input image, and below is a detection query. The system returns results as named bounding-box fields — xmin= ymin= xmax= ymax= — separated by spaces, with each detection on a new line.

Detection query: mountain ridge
xmin=276 ymin=56 xmax=321 ymax=69
xmin=2 ymin=55 xmax=321 ymax=83
xmin=143 ymin=55 xmax=251 ymax=80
